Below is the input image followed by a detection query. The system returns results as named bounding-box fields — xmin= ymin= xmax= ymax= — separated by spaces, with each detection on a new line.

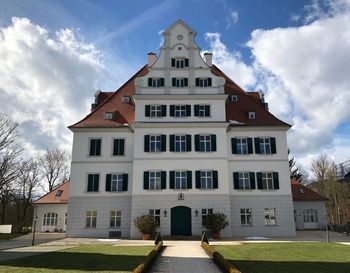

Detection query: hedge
xmin=202 ymin=242 xmax=241 ymax=273
xmin=132 ymin=240 xmax=163 ymax=273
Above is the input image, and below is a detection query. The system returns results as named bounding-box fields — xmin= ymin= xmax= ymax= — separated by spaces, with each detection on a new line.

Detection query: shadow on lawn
xmin=230 ymin=260 xmax=350 ymax=273
xmin=0 ymin=252 xmax=147 ymax=271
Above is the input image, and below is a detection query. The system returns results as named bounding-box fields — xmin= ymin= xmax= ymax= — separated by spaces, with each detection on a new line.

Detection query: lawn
xmin=214 ymin=243 xmax=350 ymax=273
xmin=0 ymin=233 xmax=24 ymax=240
xmin=0 ymin=245 xmax=153 ymax=273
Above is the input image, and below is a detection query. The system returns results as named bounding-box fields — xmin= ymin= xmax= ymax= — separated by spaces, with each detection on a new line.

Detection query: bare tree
xmin=38 ymin=148 xmax=69 ymax=192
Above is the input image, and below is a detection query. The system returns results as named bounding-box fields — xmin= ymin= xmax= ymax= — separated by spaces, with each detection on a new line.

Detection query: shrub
xmin=134 ymin=215 xmax=156 ymax=235
xmin=204 ymin=212 xmax=229 ymax=233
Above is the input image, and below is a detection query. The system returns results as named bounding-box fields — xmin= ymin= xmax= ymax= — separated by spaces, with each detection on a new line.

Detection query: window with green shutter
xmin=194 ymin=105 xmax=210 ymax=117
xmin=113 ymin=139 xmax=125 ymax=156
xmin=89 ymin=139 xmax=101 ymax=156
xmin=87 ymin=174 xmax=99 ymax=192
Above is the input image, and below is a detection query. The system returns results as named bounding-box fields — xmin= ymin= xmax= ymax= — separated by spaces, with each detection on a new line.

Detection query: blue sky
xmin=1 ymin=0 xmax=350 ymax=176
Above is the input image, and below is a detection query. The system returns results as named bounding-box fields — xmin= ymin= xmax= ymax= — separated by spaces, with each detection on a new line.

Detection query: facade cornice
xmin=133 ymin=94 xmax=228 ymax=100
xmin=132 ymin=122 xmax=229 ymax=128
xmin=69 ymin=126 xmax=132 ymax=133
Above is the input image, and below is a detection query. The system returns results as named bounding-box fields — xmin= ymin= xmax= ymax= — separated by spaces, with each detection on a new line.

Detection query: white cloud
xmin=0 ymin=17 xmax=105 ymax=155
xmin=226 ymin=10 xmax=239 ymax=29
xmin=204 ymin=32 xmax=256 ymax=89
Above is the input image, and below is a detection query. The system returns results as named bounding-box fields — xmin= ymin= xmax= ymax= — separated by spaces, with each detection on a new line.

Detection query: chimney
xmin=204 ymin=52 xmax=213 ymax=67
xmin=148 ymin=52 xmax=157 ymax=67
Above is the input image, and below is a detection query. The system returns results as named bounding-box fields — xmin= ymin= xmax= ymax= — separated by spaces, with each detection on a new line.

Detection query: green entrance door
xmin=171 ymin=206 xmax=192 ymax=236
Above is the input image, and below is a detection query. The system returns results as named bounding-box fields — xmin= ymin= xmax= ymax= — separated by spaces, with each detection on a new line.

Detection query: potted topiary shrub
xmin=204 ymin=212 xmax=228 ymax=239
xmin=134 ymin=215 xmax=156 ymax=240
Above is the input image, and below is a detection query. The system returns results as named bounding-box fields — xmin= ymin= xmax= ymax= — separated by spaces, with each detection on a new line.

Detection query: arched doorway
xmin=171 ymin=206 xmax=191 ymax=236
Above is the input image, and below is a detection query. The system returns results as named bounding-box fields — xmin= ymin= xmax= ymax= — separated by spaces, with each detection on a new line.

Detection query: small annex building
xmin=291 ymin=179 xmax=328 ymax=230
xmin=32 ymin=181 xmax=69 ymax=232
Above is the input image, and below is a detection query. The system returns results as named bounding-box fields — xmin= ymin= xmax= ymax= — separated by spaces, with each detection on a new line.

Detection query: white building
xmin=66 ymin=20 xmax=296 ymax=239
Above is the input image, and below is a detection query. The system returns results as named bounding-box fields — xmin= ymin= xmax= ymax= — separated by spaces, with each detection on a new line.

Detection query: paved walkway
xmin=150 ymin=241 xmax=220 ymax=273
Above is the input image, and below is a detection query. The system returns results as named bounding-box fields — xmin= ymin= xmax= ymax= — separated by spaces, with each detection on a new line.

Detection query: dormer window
xmin=122 ymin=96 xmax=131 ymax=103
xmin=229 ymin=95 xmax=238 ymax=102
xmin=171 ymin=58 xmax=189 ymax=68
xmin=148 ymin=78 xmax=164 ymax=87
xmin=299 ymin=188 xmax=304 ymax=194
xmin=105 ymin=112 xmax=114 ymax=120
xmin=55 ymin=190 xmax=63 ymax=197
xmin=248 ymin=112 xmax=256 ymax=120
xmin=172 ymin=78 xmax=188 ymax=87
xmin=195 ymin=78 xmax=212 ymax=87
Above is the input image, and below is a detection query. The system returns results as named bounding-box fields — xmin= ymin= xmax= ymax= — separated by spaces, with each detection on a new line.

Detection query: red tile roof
xmin=69 ymin=64 xmax=290 ymax=129
xmin=291 ymin=179 xmax=328 ymax=201
xmin=33 ymin=181 xmax=69 ymax=204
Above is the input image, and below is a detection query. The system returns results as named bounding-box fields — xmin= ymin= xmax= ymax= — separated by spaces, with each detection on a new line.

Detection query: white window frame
xmin=200 ymin=170 xmax=213 ymax=189
xmin=199 ymin=135 xmax=211 ymax=152
xmin=150 ymin=105 xmax=162 ymax=118
xmin=230 ymin=95 xmax=238 ymax=102
xmin=198 ymin=78 xmax=209 ymax=87
xmin=175 ymin=170 xmax=187 ymax=189
xmin=110 ymin=210 xmax=121 ymax=228
xmin=240 ymin=208 xmax=252 ymax=226
xmin=174 ymin=105 xmax=187 ymax=117
xmin=259 ymin=137 xmax=271 ymax=154
xmin=303 ymin=209 xmax=318 ymax=223
xmin=202 ymin=208 xmax=213 ymax=226
xmin=43 ymin=213 xmax=58 ymax=226
xmin=248 ymin=112 xmax=256 ymax=119
xmin=89 ymin=138 xmax=102 ymax=156
xmin=149 ymin=171 xmax=162 ymax=190
xmin=149 ymin=209 xmax=161 ymax=226
xmin=261 ymin=172 xmax=274 ymax=189
xmin=150 ymin=135 xmax=161 ymax=152
xmin=86 ymin=210 xmax=97 ymax=228
xmin=105 ymin=112 xmax=114 ymax=120
xmin=112 ymin=138 xmax=125 ymax=156
xmin=198 ymin=105 xmax=210 ymax=117
xmin=238 ymin=172 xmax=251 ymax=190
xmin=264 ymin=208 xmax=276 ymax=225
xmin=236 ymin=138 xmax=248 ymax=154
xmin=175 ymin=135 xmax=187 ymax=152
xmin=111 ymin=173 xmax=124 ymax=192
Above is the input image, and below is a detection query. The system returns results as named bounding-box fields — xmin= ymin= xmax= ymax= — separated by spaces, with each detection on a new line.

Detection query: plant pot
xmin=143 ymin=233 xmax=151 ymax=240
xmin=212 ymin=232 xmax=220 ymax=240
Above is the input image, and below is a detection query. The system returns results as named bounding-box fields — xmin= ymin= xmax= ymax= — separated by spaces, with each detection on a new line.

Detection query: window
xmin=113 ymin=138 xmax=125 ymax=156
xmin=149 ymin=209 xmax=160 ymax=226
xmin=200 ymin=171 xmax=213 ymax=189
xmin=257 ymin=172 xmax=279 ymax=190
xmin=43 ymin=213 xmax=58 ymax=226
xmin=175 ymin=105 xmax=187 ymax=117
xmin=55 ymin=190 xmax=63 ymax=197
xmin=232 ymin=137 xmax=253 ymax=154
xmin=144 ymin=171 xmax=166 ymax=190
xmin=202 ymin=208 xmax=213 ymax=226
xmin=237 ymin=138 xmax=248 ymax=154
xmin=145 ymin=105 xmax=166 ymax=117
xmin=229 ymin=95 xmax=238 ymax=102
xmin=86 ymin=211 xmax=97 ymax=228
xmin=89 ymin=139 xmax=101 ymax=156
xmin=110 ymin=210 xmax=121 ymax=228
xmin=172 ymin=78 xmax=188 ymax=87
xmin=261 ymin=172 xmax=274 ymax=190
xmin=111 ymin=173 xmax=124 ymax=191
xmin=264 ymin=208 xmax=276 ymax=225
xmin=150 ymin=135 xmax=161 ymax=152
xmin=303 ymin=209 xmax=318 ymax=223
xmin=175 ymin=135 xmax=187 ymax=152
xmin=148 ymin=78 xmax=164 ymax=87
xmin=105 ymin=112 xmax=114 ymax=120
xmin=171 ymin=58 xmax=189 ymax=68
xmin=233 ymin=172 xmax=255 ymax=190
xmin=87 ymin=174 xmax=99 ymax=192
xmin=122 ymin=96 xmax=131 ymax=103
xmin=195 ymin=78 xmax=212 ymax=87
xmin=299 ymin=188 xmax=305 ymax=194
xmin=200 ymin=135 xmax=211 ymax=152
xmin=194 ymin=105 xmax=210 ymax=117
xmin=175 ymin=171 xmax=187 ymax=189
xmin=248 ymin=112 xmax=256 ymax=119
xmin=255 ymin=137 xmax=276 ymax=154
xmin=240 ymin=209 xmax=252 ymax=225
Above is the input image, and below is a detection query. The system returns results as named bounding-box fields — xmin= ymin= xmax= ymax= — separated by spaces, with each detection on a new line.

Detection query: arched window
xmin=303 ymin=209 xmax=318 ymax=223
xmin=43 ymin=213 xmax=58 ymax=226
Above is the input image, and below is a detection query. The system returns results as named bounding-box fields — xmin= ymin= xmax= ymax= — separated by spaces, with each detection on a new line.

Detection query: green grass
xmin=0 ymin=245 xmax=153 ymax=273
xmin=214 ymin=243 xmax=350 ymax=273
xmin=0 ymin=233 xmax=25 ymax=240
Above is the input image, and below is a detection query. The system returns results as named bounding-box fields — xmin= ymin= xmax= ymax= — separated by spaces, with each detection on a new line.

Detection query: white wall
xmin=34 ymin=204 xmax=67 ymax=232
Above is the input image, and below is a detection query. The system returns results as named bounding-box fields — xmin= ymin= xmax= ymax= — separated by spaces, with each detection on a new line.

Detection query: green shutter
xmin=211 ymin=135 xmax=217 ymax=152
xmin=205 ymin=105 xmax=210 ymax=116
xmin=231 ymin=138 xmax=237 ymax=154
xmin=122 ymin=174 xmax=128 ymax=191
xmin=249 ymin=172 xmax=256 ymax=189
xmin=105 ymin=174 xmax=111 ymax=192
xmin=273 ymin=172 xmax=279 ymax=189
xmin=185 ymin=58 xmax=189 ymax=67
xmin=254 ymin=138 xmax=261 ymax=154
xmin=257 ymin=172 xmax=263 ymax=189
xmin=145 ymin=105 xmax=150 ymax=117
xmin=148 ymin=78 xmax=152 ymax=86
xmin=195 ymin=171 xmax=201 ymax=189
xmin=93 ymin=174 xmax=99 ymax=192
xmin=95 ymin=139 xmax=101 ymax=156
xmin=120 ymin=139 xmax=125 ymax=155
xmin=194 ymin=135 xmax=200 ymax=151
xmin=89 ymin=140 xmax=95 ymax=156
xmin=160 ymin=78 xmax=164 ymax=87
xmin=186 ymin=135 xmax=191 ymax=151
xmin=161 ymin=171 xmax=166 ymax=189
xmin=194 ymin=105 xmax=199 ymax=116
xmin=87 ymin=174 xmax=93 ymax=192
xmin=186 ymin=105 xmax=191 ymax=116
xmin=161 ymin=135 xmax=166 ymax=152
xmin=170 ymin=105 xmax=175 ymax=116
xmin=271 ymin=137 xmax=277 ymax=154
xmin=213 ymin=171 xmax=218 ymax=189
xmin=187 ymin=171 xmax=192 ymax=189
xmin=184 ymin=78 xmax=188 ymax=86
xmin=208 ymin=78 xmax=212 ymax=86
xmin=143 ymin=172 xmax=149 ymax=190
xmin=172 ymin=78 xmax=176 ymax=86
xmin=233 ymin=172 xmax=239 ymax=189
xmin=247 ymin=138 xmax=253 ymax=154
xmin=170 ymin=135 xmax=175 ymax=152
xmin=170 ymin=171 xmax=175 ymax=189
xmin=171 ymin=58 xmax=175 ymax=67
xmin=161 ymin=105 xmax=167 ymax=117
xmin=144 ymin=135 xmax=150 ymax=152
xmin=195 ymin=78 xmax=199 ymax=86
